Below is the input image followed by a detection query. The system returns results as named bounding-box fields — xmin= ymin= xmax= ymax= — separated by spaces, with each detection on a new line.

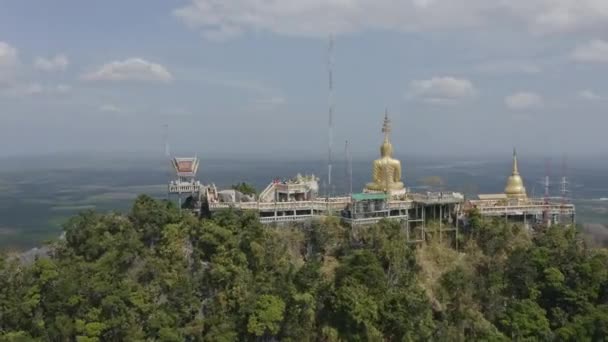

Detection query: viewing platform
xmin=469 ymin=197 xmax=575 ymax=226
xmin=168 ymin=181 xmax=204 ymax=194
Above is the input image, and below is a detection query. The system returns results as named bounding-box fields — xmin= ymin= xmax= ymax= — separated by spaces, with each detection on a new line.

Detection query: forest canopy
xmin=1 ymin=195 xmax=607 ymax=341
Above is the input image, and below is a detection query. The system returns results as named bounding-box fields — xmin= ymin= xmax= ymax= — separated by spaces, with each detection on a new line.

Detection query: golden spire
xmin=504 ymin=147 xmax=527 ymax=199
xmin=381 ymin=110 xmax=393 ymax=157
xmin=382 ymin=109 xmax=391 ymax=141
xmin=512 ymin=148 xmax=519 ymax=175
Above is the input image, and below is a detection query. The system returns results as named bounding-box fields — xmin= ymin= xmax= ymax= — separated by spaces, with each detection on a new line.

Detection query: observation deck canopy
xmin=172 ymin=157 xmax=199 ymax=179
xmin=168 ymin=156 xmax=204 ymax=196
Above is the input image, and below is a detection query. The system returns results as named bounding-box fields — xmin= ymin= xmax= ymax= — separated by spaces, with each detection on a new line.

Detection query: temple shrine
xmin=167 ymin=113 xmax=574 ymax=242
xmin=168 ymin=114 xmax=467 ymax=243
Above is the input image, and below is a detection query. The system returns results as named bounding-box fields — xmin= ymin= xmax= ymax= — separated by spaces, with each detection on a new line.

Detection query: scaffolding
xmin=341 ymin=192 xmax=462 ymax=246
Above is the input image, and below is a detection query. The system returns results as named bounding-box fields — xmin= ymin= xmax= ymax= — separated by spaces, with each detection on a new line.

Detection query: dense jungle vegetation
xmin=1 ymin=195 xmax=607 ymax=341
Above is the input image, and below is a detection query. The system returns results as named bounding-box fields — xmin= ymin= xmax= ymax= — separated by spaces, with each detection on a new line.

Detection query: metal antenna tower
xmin=163 ymin=124 xmax=171 ymax=159
xmin=163 ymin=124 xmax=171 ymax=200
xmin=544 ymin=158 xmax=551 ymax=203
xmin=560 ymin=155 xmax=570 ymax=217
xmin=345 ymin=140 xmax=353 ymax=195
xmin=327 ymin=34 xmax=335 ymax=197
xmin=543 ymin=158 xmax=551 ymax=225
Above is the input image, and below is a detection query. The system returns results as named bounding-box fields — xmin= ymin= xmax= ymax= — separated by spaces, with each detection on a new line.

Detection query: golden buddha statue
xmin=504 ymin=148 xmax=527 ymax=199
xmin=365 ymin=113 xmax=405 ymax=193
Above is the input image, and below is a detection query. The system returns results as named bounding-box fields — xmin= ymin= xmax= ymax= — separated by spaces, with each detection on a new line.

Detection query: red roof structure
xmin=176 ymin=160 xmax=194 ymax=173
xmin=172 ymin=157 xmax=199 ymax=178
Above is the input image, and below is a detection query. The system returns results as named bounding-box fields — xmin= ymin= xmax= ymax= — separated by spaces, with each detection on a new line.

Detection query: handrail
xmin=209 ymin=194 xmax=467 ymax=211
xmin=168 ymin=184 xmax=203 ymax=193
xmin=209 ymin=197 xmax=352 ymax=211
xmin=478 ymin=204 xmax=575 ymax=214
xmin=259 ymin=215 xmax=315 ymax=223
xmin=258 ymin=183 xmax=276 ymax=202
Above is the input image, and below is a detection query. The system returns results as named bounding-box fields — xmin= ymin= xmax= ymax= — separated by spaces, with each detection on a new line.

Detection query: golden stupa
xmin=504 ymin=148 xmax=527 ymax=199
xmin=365 ymin=112 xmax=405 ymax=194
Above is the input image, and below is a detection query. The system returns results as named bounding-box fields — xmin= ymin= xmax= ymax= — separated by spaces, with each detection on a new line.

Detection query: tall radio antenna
xmin=327 ymin=34 xmax=335 ymax=197
xmin=560 ymin=155 xmax=570 ymax=214
xmin=345 ymin=140 xmax=353 ymax=195
xmin=163 ymin=123 xmax=171 ymax=200
xmin=163 ymin=124 xmax=171 ymax=159
xmin=543 ymin=158 xmax=551 ymax=225
xmin=544 ymin=158 xmax=551 ymax=203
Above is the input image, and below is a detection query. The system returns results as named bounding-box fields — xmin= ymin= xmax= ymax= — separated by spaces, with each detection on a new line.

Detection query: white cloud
xmin=407 ymin=76 xmax=476 ymax=104
xmin=83 ymin=58 xmax=173 ymax=82
xmin=0 ymin=42 xmax=19 ymax=83
xmin=174 ymin=0 xmax=608 ymax=40
xmin=34 ymin=54 xmax=69 ymax=71
xmin=572 ymin=39 xmax=608 ymax=63
xmin=505 ymin=92 xmax=543 ymax=110
xmin=516 ymin=1 xmax=608 ymax=34
xmin=578 ymin=89 xmax=602 ymax=100
xmin=0 ymin=42 xmax=18 ymax=67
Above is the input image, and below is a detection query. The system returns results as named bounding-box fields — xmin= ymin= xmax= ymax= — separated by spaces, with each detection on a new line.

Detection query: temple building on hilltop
xmin=167 ymin=112 xmax=574 ymax=240
xmin=469 ymin=149 xmax=575 ymax=227
xmin=180 ymin=112 xmax=464 ymax=244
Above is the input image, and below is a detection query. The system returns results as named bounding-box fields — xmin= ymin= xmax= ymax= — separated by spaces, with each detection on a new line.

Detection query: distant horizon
xmin=3 ymin=148 xmax=608 ymax=162
xmin=3 ymin=149 xmax=608 ymax=174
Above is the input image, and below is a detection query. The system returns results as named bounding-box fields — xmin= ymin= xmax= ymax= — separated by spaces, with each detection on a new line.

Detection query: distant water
xmin=1 ymin=154 xmax=607 ymax=250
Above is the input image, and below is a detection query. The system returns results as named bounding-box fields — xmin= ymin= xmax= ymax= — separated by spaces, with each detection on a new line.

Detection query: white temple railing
xmin=410 ymin=192 xmax=464 ymax=204
xmin=477 ymin=204 xmax=575 ymax=215
xmin=209 ymin=198 xmax=351 ymax=211
xmin=168 ymin=182 xmax=203 ymax=194
xmin=259 ymin=215 xmax=315 ymax=223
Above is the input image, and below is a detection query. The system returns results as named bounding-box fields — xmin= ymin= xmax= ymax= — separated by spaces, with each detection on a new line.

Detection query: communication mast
xmin=542 ymin=158 xmax=551 ymax=226
xmin=560 ymin=155 xmax=570 ymax=219
xmin=164 ymin=124 xmax=171 ymax=200
xmin=327 ymin=34 xmax=335 ymax=197
xmin=345 ymin=140 xmax=353 ymax=195
xmin=163 ymin=123 xmax=170 ymax=159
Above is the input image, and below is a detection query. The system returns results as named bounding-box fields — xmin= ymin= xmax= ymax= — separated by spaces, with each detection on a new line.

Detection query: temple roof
xmin=172 ymin=157 xmax=199 ymax=177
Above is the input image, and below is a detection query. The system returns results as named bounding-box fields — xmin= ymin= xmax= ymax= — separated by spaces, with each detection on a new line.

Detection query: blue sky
xmin=1 ymin=0 xmax=608 ymax=159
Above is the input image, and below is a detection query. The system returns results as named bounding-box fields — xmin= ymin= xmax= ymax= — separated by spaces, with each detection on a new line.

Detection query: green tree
xmin=231 ymin=182 xmax=257 ymax=196
xmin=499 ymin=299 xmax=551 ymax=340
xmin=247 ymin=295 xmax=286 ymax=337
xmin=1 ymin=195 xmax=607 ymax=341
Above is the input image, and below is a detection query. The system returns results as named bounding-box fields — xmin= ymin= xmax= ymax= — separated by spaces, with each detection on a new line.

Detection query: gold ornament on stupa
xmin=365 ymin=112 xmax=405 ymax=193
xmin=504 ymin=148 xmax=527 ymax=199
